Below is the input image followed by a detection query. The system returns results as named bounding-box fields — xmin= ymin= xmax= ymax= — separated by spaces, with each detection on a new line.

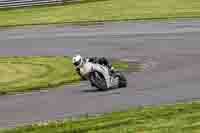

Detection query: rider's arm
xmin=76 ymin=68 xmax=87 ymax=80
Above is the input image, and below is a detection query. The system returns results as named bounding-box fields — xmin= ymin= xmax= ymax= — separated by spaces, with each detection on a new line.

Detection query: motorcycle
xmin=79 ymin=61 xmax=127 ymax=90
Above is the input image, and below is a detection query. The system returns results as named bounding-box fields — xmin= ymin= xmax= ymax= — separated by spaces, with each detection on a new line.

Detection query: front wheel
xmin=89 ymin=71 xmax=108 ymax=91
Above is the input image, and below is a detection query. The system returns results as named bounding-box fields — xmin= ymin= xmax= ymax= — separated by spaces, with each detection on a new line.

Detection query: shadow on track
xmin=81 ymin=87 xmax=120 ymax=93
xmin=64 ymin=0 xmax=110 ymax=5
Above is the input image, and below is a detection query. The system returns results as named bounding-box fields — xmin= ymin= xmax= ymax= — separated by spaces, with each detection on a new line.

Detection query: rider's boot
xmin=109 ymin=66 xmax=115 ymax=76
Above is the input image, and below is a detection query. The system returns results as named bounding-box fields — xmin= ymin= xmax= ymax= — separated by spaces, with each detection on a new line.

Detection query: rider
xmin=72 ymin=54 xmax=115 ymax=80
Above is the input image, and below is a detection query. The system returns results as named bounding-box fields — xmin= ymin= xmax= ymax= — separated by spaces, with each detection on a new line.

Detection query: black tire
xmin=89 ymin=71 xmax=108 ymax=90
xmin=114 ymin=71 xmax=127 ymax=88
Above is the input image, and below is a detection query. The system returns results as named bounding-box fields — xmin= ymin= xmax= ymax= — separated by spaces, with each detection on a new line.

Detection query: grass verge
xmin=1 ymin=100 xmax=200 ymax=133
xmin=1 ymin=0 xmax=200 ymax=27
xmin=0 ymin=56 xmax=130 ymax=95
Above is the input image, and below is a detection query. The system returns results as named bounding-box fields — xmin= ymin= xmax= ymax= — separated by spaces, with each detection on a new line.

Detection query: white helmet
xmin=72 ymin=54 xmax=83 ymax=68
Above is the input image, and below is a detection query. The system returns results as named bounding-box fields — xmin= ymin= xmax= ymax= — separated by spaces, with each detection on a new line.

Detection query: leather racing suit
xmin=75 ymin=57 xmax=113 ymax=80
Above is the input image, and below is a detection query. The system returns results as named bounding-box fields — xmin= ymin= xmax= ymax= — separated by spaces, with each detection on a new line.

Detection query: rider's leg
xmin=98 ymin=57 xmax=114 ymax=70
xmin=102 ymin=57 xmax=115 ymax=74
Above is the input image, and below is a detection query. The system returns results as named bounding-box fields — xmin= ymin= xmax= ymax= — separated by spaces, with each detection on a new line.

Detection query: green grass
xmin=1 ymin=0 xmax=200 ymax=27
xmin=112 ymin=59 xmax=129 ymax=70
xmin=1 ymin=100 xmax=200 ymax=133
xmin=0 ymin=56 xmax=129 ymax=95
xmin=0 ymin=56 xmax=79 ymax=94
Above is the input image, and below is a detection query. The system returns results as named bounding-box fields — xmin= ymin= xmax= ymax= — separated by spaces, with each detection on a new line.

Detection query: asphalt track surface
xmin=1 ymin=19 xmax=200 ymax=128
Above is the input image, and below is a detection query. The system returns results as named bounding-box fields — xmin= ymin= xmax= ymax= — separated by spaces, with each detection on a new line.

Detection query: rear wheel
xmin=114 ymin=71 xmax=127 ymax=88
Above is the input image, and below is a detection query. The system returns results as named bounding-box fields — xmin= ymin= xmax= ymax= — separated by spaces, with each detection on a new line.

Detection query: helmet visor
xmin=73 ymin=59 xmax=82 ymax=66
